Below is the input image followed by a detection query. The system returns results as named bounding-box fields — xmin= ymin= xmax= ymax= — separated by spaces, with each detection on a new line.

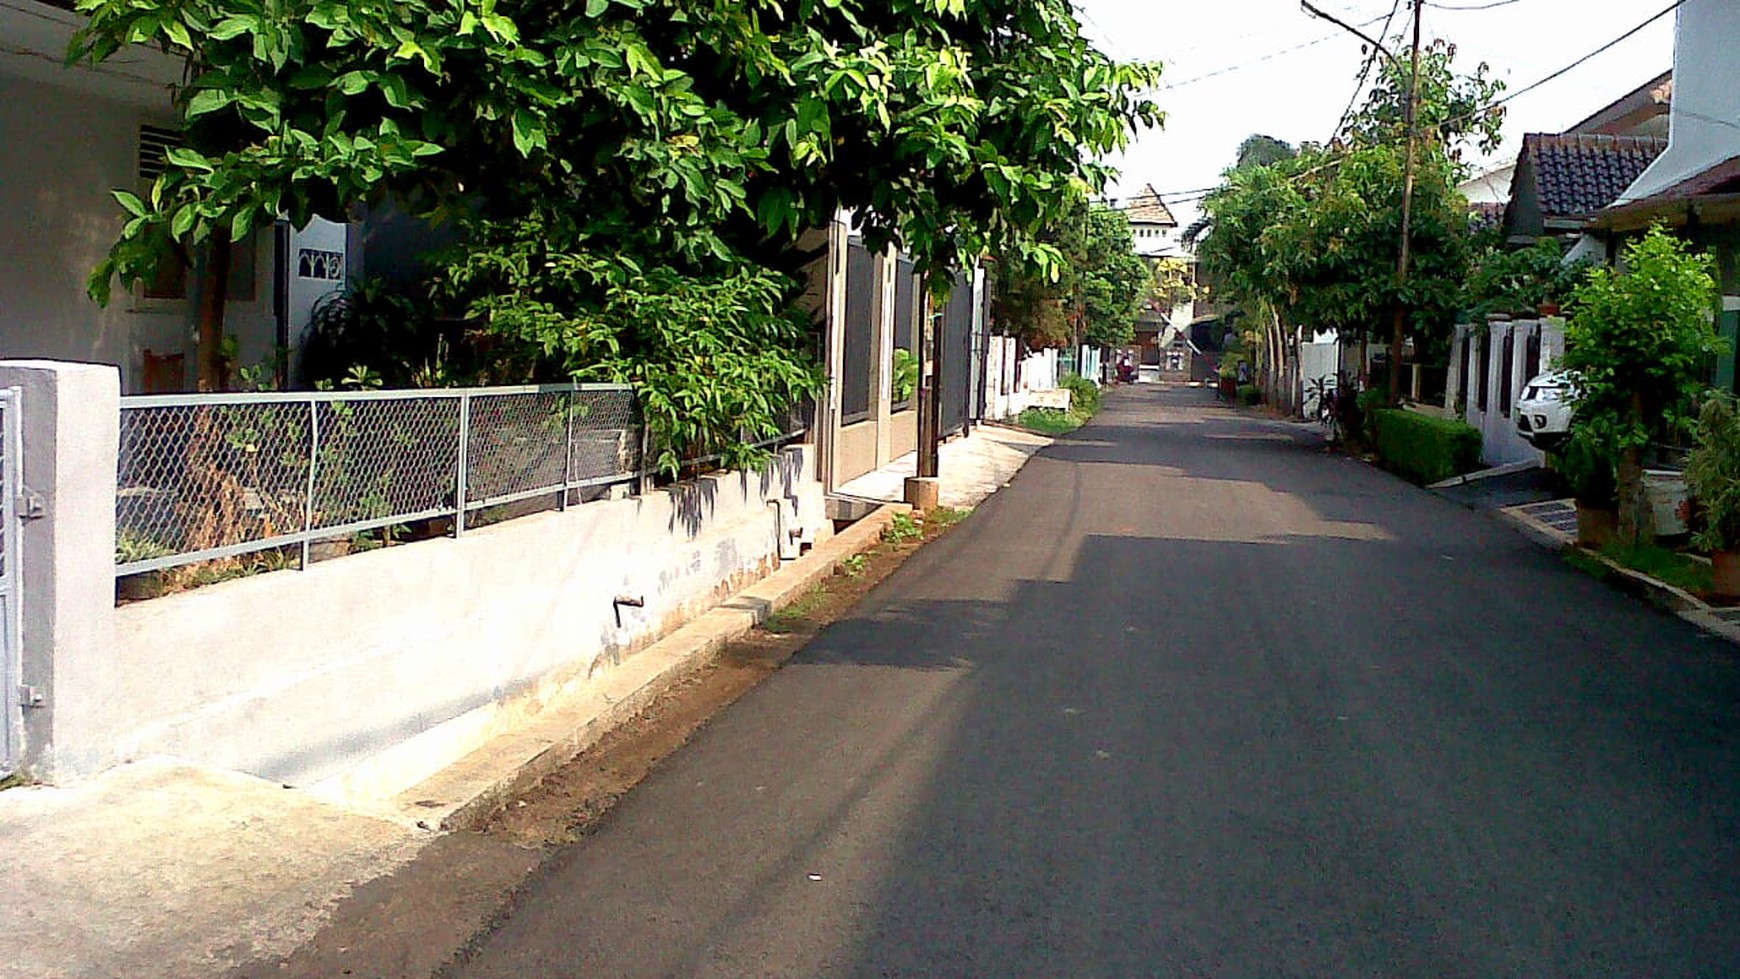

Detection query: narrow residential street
xmin=452 ymin=385 xmax=1740 ymax=978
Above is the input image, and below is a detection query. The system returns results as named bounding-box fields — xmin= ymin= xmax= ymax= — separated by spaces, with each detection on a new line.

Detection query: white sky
xmin=1075 ymin=0 xmax=1677 ymax=224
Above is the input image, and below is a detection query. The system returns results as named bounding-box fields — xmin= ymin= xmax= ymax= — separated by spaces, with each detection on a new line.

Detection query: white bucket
xmin=1644 ymin=469 xmax=1689 ymax=536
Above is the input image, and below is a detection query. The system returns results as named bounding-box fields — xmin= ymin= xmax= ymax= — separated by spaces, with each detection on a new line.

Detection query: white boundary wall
xmin=8 ymin=361 xmax=829 ymax=794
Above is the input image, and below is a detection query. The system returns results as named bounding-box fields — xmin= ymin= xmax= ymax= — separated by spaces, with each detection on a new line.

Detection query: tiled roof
xmin=1122 ymin=185 xmax=1177 ymax=227
xmin=1519 ymin=132 xmax=1668 ymax=217
xmin=1468 ymin=201 xmax=1505 ymax=234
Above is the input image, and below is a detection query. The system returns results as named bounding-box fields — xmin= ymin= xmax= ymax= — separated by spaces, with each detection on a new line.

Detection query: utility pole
xmin=1388 ymin=0 xmax=1423 ymax=405
xmin=906 ymin=276 xmax=942 ymax=511
xmin=1301 ymin=0 xmax=1423 ymax=404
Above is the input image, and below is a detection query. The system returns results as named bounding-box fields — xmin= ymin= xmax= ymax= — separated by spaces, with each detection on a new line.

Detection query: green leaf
xmin=207 ymin=15 xmax=257 ymax=40
xmin=184 ymin=88 xmax=232 ymax=119
xmin=163 ymin=147 xmax=214 ymax=172
xmin=510 ymin=110 xmax=545 ymax=156
xmin=110 ymin=190 xmax=148 ymax=218
xmin=170 ymin=205 xmax=196 ymax=239
xmin=585 ymin=0 xmax=608 ymax=16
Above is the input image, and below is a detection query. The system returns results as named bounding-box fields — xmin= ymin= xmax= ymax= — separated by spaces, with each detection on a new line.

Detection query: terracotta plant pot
xmin=1712 ymin=551 xmax=1740 ymax=598
xmin=1575 ymin=500 xmax=1617 ymax=548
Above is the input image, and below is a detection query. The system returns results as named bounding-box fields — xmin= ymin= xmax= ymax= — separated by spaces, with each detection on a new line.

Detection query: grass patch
xmin=1600 ymin=541 xmax=1713 ymax=594
xmin=1015 ymin=407 xmax=1086 ymax=436
xmin=1564 ymin=549 xmax=1612 ymax=581
xmin=765 ymin=586 xmax=829 ymax=634
xmin=925 ymin=505 xmax=971 ymax=530
xmin=0 ymin=771 xmax=33 ymax=791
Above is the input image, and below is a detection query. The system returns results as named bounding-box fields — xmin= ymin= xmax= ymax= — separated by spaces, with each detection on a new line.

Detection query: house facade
xmin=1584 ymin=0 xmax=1740 ymax=391
xmin=1 ymin=1 xmax=351 ymax=393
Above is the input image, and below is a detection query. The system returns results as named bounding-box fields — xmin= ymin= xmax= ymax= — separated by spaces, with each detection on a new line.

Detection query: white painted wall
xmin=89 ymin=449 xmax=827 ymax=791
xmin=0 ymin=63 xmax=281 ymax=391
xmin=1454 ymin=320 xmax=1554 ymax=468
xmin=1614 ymin=0 xmax=1740 ymax=204
xmin=12 ymin=362 xmax=828 ymax=788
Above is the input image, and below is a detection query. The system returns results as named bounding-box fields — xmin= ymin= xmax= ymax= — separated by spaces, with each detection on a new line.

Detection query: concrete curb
xmin=1428 ymin=460 xmax=1541 ymax=490
xmin=399 ymin=504 xmax=910 ymax=832
xmin=1495 ymin=504 xmax=1740 ymax=648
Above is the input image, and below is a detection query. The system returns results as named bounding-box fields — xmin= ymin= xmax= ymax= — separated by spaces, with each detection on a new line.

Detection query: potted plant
xmin=1557 ymin=430 xmax=1617 ymax=547
xmin=1686 ymin=394 xmax=1740 ymax=596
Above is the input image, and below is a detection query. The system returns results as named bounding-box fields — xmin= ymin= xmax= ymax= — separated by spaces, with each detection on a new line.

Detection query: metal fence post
xmin=637 ymin=417 xmax=653 ymax=496
xmin=301 ymin=399 xmax=319 ymax=569
xmin=455 ymin=392 xmax=470 ymax=536
xmin=560 ymin=387 xmax=575 ymax=511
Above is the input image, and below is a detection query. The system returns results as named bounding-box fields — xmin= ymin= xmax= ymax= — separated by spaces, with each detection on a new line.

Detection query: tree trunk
xmin=1617 ymin=392 xmax=1654 ymax=545
xmin=196 ymin=237 xmax=232 ymax=392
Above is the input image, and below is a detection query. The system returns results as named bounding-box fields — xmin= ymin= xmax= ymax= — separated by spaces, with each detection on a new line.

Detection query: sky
xmin=1074 ymin=0 xmax=1677 ymax=224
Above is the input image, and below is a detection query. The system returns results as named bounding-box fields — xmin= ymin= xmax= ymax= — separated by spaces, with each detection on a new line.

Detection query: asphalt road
xmin=453 ymin=386 xmax=1740 ymax=978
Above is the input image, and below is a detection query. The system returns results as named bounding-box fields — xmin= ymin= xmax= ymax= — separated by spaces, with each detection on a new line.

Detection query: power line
xmin=1465 ymin=1 xmax=1680 ymax=119
xmin=1329 ymin=0 xmax=1407 ymax=142
xmin=1425 ymin=0 xmax=1523 ymax=9
xmin=1160 ymin=12 xmax=1393 ymax=91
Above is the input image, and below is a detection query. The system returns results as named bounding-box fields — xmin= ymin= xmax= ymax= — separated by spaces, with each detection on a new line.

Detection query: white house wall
xmin=0 ymin=75 xmax=163 ymax=389
xmin=0 ymin=68 xmax=286 ymax=391
xmin=1613 ymin=0 xmax=1740 ymax=204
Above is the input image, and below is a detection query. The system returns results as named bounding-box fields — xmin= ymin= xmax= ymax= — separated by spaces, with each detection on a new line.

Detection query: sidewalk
xmin=0 ymin=430 xmax=1052 ymax=979
xmin=834 ymin=423 xmax=1052 ymax=509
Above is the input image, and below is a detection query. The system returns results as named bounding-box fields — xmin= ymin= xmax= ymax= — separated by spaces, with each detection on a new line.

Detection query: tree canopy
xmin=72 ymin=0 xmax=1163 ymax=468
xmin=991 ymin=197 xmax=1156 ymax=351
xmin=1193 ymin=35 xmax=1503 ymax=370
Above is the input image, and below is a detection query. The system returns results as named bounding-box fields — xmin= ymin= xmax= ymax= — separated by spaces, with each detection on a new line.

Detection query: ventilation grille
xmin=137 ymin=125 xmax=182 ymax=181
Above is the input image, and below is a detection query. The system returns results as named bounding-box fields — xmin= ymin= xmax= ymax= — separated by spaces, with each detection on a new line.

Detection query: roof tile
xmin=1520 ymin=132 xmax=1668 ymax=217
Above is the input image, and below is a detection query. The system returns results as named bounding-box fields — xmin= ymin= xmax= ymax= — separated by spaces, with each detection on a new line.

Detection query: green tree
xmin=992 ymin=197 xmax=1155 ymax=351
xmin=1561 ymin=227 xmax=1722 ymax=544
xmin=1195 ymin=37 xmax=1501 ymax=403
xmin=72 ymin=0 xmax=1162 ymax=467
xmin=1235 ymin=134 xmax=1296 ymax=170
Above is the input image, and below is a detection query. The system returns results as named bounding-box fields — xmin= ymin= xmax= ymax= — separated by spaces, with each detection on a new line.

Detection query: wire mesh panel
xmin=116 ymin=384 xmax=640 ymax=576
xmin=841 ymin=242 xmax=876 ymax=424
xmin=312 ymin=397 xmax=461 ymax=532
xmin=465 ymin=390 xmax=569 ymax=508
xmin=567 ymin=386 xmax=643 ymax=488
xmin=117 ymin=400 xmax=314 ymax=567
xmin=940 ymin=270 xmax=975 ymax=435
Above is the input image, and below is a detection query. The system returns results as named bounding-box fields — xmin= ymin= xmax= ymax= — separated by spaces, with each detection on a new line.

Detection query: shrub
xmin=1058 ymin=372 xmax=1102 ymax=415
xmin=1238 ymin=383 xmax=1262 ymax=405
xmin=1371 ymin=408 xmax=1481 ymax=484
xmin=1355 ymin=388 xmax=1389 ymax=443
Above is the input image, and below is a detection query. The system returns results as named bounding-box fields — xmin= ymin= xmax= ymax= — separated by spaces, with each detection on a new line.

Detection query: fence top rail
xmin=120 ymin=382 xmax=635 ymax=410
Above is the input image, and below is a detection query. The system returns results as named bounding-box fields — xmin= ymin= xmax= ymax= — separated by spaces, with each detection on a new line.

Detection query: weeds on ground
xmin=1564 ymin=550 xmax=1612 ymax=581
xmin=765 ymin=586 xmax=828 ymax=634
xmin=882 ymin=511 xmax=922 ymax=543
xmin=838 ymin=553 xmax=868 ymax=578
xmin=1599 ymin=541 xmax=1713 ymax=594
xmin=925 ymin=506 xmax=970 ymax=530
xmin=0 ymin=771 xmax=32 ymax=791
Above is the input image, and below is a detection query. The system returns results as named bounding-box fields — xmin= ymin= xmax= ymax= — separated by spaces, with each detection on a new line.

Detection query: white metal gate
xmin=0 ymin=388 xmax=21 ymax=776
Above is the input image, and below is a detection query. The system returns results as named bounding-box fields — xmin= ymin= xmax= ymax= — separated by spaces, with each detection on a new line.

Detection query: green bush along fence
xmin=1371 ymin=409 xmax=1482 ymax=484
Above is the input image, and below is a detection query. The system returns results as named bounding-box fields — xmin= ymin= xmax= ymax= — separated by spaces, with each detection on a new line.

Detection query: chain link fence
xmin=115 ymin=384 xmax=799 ymax=577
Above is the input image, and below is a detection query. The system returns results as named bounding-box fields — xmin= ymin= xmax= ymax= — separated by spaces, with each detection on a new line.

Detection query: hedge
xmin=1370 ymin=409 xmax=1482 ymax=484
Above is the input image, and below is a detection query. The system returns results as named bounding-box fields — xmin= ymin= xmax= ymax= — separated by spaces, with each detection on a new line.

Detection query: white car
xmin=1516 ymin=370 xmax=1579 ymax=449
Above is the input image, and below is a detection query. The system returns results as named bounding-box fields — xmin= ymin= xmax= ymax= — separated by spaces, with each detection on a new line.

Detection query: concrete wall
xmin=1450 ymin=319 xmax=1563 ymax=468
xmin=93 ymin=448 xmax=826 ymax=792
xmin=10 ymin=361 xmax=829 ymax=792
